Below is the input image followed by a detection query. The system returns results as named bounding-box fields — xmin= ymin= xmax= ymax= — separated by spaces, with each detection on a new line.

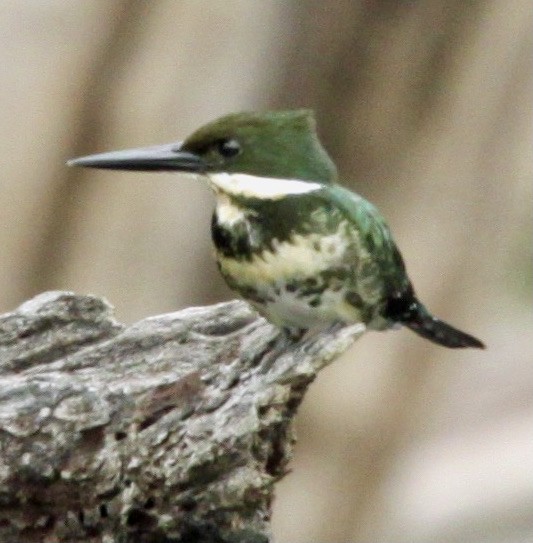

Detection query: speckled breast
xmin=210 ymin=197 xmax=382 ymax=329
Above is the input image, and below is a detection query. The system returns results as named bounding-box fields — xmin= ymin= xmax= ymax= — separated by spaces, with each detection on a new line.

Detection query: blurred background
xmin=1 ymin=1 xmax=531 ymax=541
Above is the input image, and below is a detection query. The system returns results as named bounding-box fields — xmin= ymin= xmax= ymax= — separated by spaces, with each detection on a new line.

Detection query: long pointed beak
xmin=67 ymin=142 xmax=206 ymax=172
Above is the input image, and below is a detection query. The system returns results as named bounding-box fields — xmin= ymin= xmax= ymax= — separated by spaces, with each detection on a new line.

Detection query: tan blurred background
xmin=1 ymin=1 xmax=531 ymax=541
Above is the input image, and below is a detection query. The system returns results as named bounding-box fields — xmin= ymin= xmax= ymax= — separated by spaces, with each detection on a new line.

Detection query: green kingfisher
xmin=68 ymin=110 xmax=484 ymax=349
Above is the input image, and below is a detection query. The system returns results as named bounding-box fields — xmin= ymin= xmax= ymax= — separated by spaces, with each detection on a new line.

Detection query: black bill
xmin=67 ymin=142 xmax=205 ymax=172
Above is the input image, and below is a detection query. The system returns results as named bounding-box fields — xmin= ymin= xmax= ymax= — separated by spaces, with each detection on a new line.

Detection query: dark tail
xmin=385 ymin=291 xmax=485 ymax=349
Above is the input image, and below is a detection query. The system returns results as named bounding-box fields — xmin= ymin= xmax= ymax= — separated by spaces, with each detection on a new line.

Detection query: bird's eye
xmin=216 ymin=138 xmax=241 ymax=158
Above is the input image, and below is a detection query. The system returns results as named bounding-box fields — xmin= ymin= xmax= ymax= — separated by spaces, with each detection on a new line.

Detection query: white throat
xmin=208 ymin=173 xmax=323 ymax=200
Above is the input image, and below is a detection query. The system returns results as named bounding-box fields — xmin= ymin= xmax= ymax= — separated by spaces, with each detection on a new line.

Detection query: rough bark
xmin=0 ymin=291 xmax=363 ymax=543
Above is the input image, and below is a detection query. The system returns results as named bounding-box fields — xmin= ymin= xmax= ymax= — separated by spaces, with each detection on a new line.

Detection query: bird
xmin=68 ymin=110 xmax=484 ymax=349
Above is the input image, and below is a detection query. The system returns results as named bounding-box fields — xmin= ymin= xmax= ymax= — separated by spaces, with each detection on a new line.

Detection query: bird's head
xmin=68 ymin=110 xmax=338 ymax=189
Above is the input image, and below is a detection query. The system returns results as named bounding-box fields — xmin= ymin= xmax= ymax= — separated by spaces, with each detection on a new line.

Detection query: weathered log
xmin=0 ymin=291 xmax=363 ymax=543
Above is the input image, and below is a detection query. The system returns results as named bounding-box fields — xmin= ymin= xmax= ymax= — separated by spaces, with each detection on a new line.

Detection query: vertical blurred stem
xmin=28 ymin=0 xmax=153 ymax=295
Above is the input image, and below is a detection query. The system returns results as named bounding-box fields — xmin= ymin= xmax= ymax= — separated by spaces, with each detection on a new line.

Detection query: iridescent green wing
xmin=319 ymin=185 xmax=410 ymax=296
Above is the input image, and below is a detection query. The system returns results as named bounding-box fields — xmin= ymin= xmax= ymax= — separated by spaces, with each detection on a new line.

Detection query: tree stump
xmin=0 ymin=291 xmax=363 ymax=543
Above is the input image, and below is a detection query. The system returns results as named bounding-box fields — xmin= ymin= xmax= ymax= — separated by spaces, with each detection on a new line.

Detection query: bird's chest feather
xmin=210 ymin=195 xmax=377 ymax=328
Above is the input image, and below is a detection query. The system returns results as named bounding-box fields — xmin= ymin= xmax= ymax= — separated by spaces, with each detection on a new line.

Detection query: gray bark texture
xmin=0 ymin=291 xmax=363 ymax=543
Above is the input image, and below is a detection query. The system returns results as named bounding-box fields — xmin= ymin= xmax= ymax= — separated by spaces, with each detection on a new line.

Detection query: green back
xmin=322 ymin=185 xmax=409 ymax=294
